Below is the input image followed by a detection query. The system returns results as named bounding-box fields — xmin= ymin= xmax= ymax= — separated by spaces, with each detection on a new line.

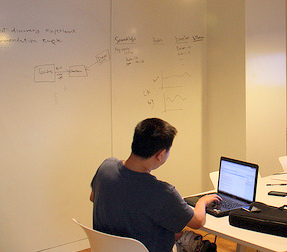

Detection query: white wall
xmin=205 ymin=0 xmax=246 ymax=189
xmin=246 ymin=0 xmax=286 ymax=176
xmin=205 ymin=0 xmax=286 ymax=184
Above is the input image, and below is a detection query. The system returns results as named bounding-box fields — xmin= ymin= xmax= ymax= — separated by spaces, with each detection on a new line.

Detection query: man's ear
xmin=155 ymin=149 xmax=166 ymax=161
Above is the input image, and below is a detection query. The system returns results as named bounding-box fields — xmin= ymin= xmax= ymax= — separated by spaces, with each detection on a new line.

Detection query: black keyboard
xmin=216 ymin=196 xmax=243 ymax=210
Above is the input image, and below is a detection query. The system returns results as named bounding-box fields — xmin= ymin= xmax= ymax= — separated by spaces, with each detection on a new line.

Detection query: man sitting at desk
xmin=90 ymin=118 xmax=220 ymax=252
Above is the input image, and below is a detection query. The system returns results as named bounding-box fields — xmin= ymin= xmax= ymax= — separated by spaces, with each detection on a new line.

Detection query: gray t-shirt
xmin=91 ymin=157 xmax=194 ymax=252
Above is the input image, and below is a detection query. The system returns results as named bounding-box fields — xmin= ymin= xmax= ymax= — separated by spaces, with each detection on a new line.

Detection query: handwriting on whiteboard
xmin=0 ymin=27 xmax=76 ymax=46
xmin=112 ymin=34 xmax=202 ymax=112
xmin=114 ymin=35 xmax=145 ymax=67
xmin=114 ymin=36 xmax=136 ymax=44
xmin=114 ymin=34 xmax=204 ymax=68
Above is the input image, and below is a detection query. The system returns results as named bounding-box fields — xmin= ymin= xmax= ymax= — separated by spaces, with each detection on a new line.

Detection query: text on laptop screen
xmin=218 ymin=160 xmax=257 ymax=202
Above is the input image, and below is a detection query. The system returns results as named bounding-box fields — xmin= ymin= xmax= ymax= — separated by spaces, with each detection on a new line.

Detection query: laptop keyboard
xmin=215 ymin=195 xmax=243 ymax=210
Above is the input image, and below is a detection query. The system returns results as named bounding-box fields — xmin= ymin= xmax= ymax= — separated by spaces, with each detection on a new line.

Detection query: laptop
xmin=184 ymin=157 xmax=259 ymax=217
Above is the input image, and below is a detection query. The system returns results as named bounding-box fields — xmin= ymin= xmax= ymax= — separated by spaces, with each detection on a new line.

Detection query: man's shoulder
xmin=149 ymin=179 xmax=176 ymax=196
xmin=96 ymin=157 xmax=122 ymax=175
xmin=100 ymin=157 xmax=122 ymax=167
xmin=103 ymin=157 xmax=120 ymax=163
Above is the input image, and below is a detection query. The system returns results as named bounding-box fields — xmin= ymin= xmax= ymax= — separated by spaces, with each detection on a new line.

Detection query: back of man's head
xmin=131 ymin=118 xmax=177 ymax=159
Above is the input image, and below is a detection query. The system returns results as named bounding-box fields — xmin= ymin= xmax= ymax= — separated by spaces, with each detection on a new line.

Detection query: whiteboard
xmin=0 ymin=0 xmax=206 ymax=251
xmin=111 ymin=0 xmax=206 ymax=196
xmin=0 ymin=1 xmax=111 ymax=251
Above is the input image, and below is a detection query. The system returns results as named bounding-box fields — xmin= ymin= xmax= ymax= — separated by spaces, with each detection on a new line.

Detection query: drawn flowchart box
xmin=96 ymin=49 xmax=110 ymax=65
xmin=34 ymin=64 xmax=55 ymax=82
xmin=69 ymin=65 xmax=87 ymax=77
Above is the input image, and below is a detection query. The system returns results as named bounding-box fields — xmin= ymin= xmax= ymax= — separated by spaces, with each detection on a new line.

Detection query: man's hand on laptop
xmin=199 ymin=194 xmax=222 ymax=208
xmin=188 ymin=194 xmax=222 ymax=229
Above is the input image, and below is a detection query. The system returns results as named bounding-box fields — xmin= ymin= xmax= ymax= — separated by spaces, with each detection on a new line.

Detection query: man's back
xmin=91 ymin=157 xmax=193 ymax=252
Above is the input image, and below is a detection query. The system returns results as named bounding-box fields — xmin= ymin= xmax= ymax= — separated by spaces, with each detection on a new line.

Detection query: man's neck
xmin=123 ymin=154 xmax=153 ymax=173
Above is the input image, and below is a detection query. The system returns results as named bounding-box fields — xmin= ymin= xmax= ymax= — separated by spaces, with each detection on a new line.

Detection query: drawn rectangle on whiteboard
xmin=96 ymin=49 xmax=110 ymax=65
xmin=69 ymin=65 xmax=87 ymax=77
xmin=34 ymin=64 xmax=55 ymax=83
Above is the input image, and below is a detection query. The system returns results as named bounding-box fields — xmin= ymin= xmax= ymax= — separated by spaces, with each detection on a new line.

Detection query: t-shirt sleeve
xmin=90 ymin=168 xmax=99 ymax=189
xmin=154 ymin=185 xmax=194 ymax=233
xmin=90 ymin=158 xmax=110 ymax=189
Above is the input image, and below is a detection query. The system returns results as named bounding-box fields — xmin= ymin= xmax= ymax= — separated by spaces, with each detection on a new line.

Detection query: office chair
xmin=279 ymin=156 xmax=287 ymax=171
xmin=209 ymin=171 xmax=219 ymax=190
xmin=72 ymin=218 xmax=148 ymax=252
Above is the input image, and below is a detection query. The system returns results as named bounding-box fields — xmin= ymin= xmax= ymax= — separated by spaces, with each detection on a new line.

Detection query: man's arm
xmin=186 ymin=194 xmax=221 ymax=229
xmin=90 ymin=190 xmax=94 ymax=202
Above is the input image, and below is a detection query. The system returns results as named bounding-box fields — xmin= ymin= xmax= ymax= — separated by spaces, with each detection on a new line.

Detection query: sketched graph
xmin=163 ymin=93 xmax=187 ymax=112
xmin=159 ymin=70 xmax=191 ymax=89
xmin=158 ymin=70 xmax=190 ymax=112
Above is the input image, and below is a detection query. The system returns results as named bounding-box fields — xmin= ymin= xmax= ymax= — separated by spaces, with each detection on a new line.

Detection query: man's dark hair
xmin=131 ymin=118 xmax=177 ymax=158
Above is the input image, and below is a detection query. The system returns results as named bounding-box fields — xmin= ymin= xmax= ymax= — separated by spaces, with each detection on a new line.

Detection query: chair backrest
xmin=279 ymin=156 xmax=287 ymax=171
xmin=72 ymin=218 xmax=148 ymax=252
xmin=209 ymin=171 xmax=219 ymax=190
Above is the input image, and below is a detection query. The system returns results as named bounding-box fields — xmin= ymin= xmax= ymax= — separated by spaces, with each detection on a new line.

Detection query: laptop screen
xmin=218 ymin=157 xmax=258 ymax=202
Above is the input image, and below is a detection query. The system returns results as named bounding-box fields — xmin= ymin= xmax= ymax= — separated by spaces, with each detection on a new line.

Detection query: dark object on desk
xmin=266 ymin=183 xmax=287 ymax=186
xmin=184 ymin=156 xmax=259 ymax=217
xmin=229 ymin=202 xmax=287 ymax=237
xmin=241 ymin=205 xmax=261 ymax=212
xmin=268 ymin=191 xmax=287 ymax=197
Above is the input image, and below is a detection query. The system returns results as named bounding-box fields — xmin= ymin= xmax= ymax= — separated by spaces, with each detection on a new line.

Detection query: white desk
xmin=198 ymin=176 xmax=287 ymax=252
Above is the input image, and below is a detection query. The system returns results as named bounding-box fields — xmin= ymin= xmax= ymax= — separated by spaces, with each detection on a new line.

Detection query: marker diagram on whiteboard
xmin=34 ymin=49 xmax=110 ymax=82
xmin=113 ymin=33 xmax=201 ymax=113
xmin=153 ymin=70 xmax=190 ymax=113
